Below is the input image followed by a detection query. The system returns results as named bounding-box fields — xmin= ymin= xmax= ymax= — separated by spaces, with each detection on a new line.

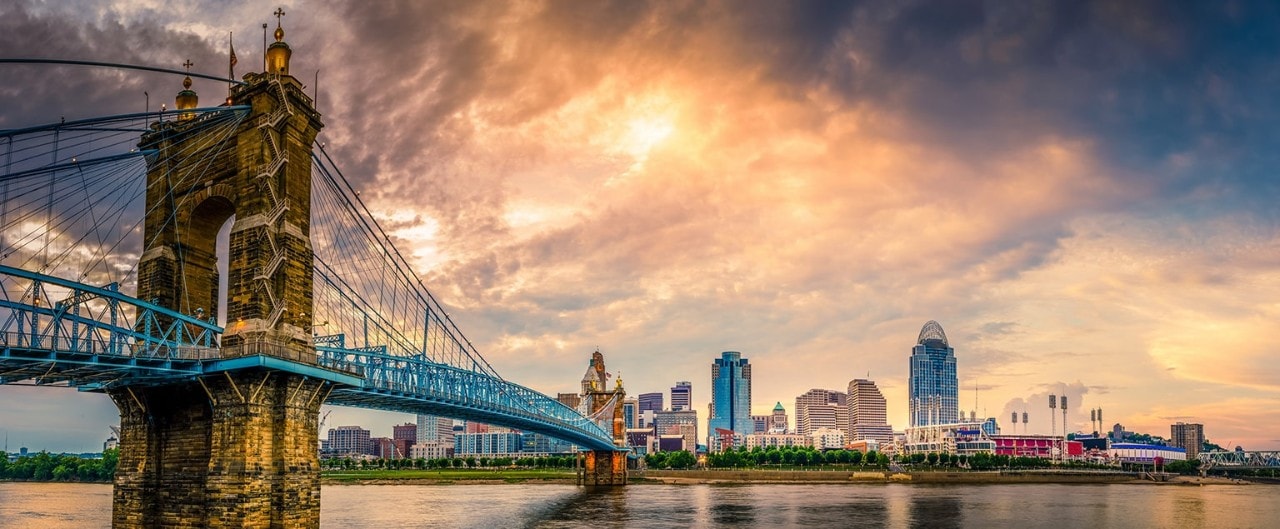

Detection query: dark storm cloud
xmin=817 ymin=0 xmax=1280 ymax=209
xmin=0 ymin=1 xmax=229 ymax=129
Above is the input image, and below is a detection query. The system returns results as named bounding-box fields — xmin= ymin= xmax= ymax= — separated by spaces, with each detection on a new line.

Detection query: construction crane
xmin=318 ymin=410 xmax=333 ymax=450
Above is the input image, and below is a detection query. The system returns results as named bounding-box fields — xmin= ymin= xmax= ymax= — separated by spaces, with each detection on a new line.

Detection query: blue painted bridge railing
xmin=0 ymin=265 xmax=618 ymax=451
xmin=0 ymin=264 xmax=223 ymax=385
xmin=316 ymin=337 xmax=618 ymax=451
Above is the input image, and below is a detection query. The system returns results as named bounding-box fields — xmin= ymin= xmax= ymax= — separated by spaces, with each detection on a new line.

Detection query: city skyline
xmin=1 ymin=1 xmax=1278 ymax=452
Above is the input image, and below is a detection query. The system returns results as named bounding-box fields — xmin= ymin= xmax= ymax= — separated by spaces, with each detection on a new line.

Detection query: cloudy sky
xmin=2 ymin=0 xmax=1278 ymax=452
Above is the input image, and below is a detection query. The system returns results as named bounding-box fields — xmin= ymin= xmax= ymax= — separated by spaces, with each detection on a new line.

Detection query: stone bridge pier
xmin=576 ymin=350 xmax=629 ymax=487
xmin=578 ymin=449 xmax=629 ymax=486
xmin=108 ymin=371 xmax=330 ymax=528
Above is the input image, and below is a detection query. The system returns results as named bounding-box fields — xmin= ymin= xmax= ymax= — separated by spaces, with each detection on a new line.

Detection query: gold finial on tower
xmin=266 ymin=7 xmax=293 ymax=75
xmin=273 ymin=7 xmax=286 ymax=41
xmin=175 ymin=59 xmax=198 ymax=119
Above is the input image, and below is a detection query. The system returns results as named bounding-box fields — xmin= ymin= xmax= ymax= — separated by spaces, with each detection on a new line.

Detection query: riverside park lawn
xmin=321 ymin=468 xmax=577 ymax=483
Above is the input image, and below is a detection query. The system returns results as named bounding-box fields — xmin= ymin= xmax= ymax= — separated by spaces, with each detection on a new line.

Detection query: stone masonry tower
xmin=137 ymin=13 xmax=319 ymax=359
xmin=577 ymin=350 xmax=628 ymax=486
xmin=109 ymin=11 xmax=337 ymax=528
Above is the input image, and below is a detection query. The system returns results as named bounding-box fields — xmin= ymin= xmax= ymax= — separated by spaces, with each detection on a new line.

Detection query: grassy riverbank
xmin=321 ymin=468 xmax=578 ymax=484
xmin=639 ymin=469 xmax=1257 ymax=486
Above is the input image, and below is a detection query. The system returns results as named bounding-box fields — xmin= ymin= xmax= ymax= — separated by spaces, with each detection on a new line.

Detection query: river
xmin=0 ymin=481 xmax=1275 ymax=528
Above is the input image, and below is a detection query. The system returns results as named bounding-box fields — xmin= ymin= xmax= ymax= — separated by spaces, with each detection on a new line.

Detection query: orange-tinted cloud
xmin=2 ymin=0 xmax=1278 ymax=450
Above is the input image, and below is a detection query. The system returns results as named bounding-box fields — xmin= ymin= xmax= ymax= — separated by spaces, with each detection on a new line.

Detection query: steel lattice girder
xmin=318 ymin=346 xmax=618 ymax=451
xmin=1199 ymin=451 xmax=1280 ymax=468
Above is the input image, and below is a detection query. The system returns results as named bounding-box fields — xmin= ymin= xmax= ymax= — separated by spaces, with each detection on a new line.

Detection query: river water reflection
xmin=0 ymin=481 xmax=1275 ymax=528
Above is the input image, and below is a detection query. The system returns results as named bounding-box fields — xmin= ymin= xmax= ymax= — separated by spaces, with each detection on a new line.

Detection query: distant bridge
xmin=1198 ymin=450 xmax=1280 ymax=471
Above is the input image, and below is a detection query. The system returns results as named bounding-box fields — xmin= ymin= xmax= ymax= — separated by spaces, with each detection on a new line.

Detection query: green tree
xmin=969 ymin=452 xmax=991 ymax=470
xmin=850 ymin=450 xmax=863 ymax=466
xmin=101 ymin=448 xmax=119 ymax=480
xmin=866 ymin=450 xmax=880 ymax=467
xmin=667 ymin=451 xmax=696 ymax=469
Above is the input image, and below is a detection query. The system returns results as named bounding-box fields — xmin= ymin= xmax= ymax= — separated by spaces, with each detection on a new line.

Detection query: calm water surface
xmin=1 ymin=482 xmax=1276 ymax=528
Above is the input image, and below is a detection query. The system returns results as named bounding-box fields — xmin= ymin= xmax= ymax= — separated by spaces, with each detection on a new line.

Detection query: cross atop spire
xmin=183 ymin=59 xmax=193 ymax=72
xmin=273 ymin=7 xmax=287 ymax=42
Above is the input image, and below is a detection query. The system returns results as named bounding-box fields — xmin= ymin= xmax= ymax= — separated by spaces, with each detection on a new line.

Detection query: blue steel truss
xmin=0 ymin=265 xmax=616 ymax=450
xmin=316 ymin=340 xmax=614 ymax=450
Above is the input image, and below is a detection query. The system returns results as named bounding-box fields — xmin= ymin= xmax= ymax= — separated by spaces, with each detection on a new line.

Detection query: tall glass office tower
xmin=670 ymin=381 xmax=692 ymax=411
xmin=909 ymin=320 xmax=958 ymax=427
xmin=709 ymin=351 xmax=752 ymax=434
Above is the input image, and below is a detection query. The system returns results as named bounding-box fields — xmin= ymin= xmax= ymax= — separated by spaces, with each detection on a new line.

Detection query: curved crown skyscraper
xmin=909 ymin=320 xmax=958 ymax=427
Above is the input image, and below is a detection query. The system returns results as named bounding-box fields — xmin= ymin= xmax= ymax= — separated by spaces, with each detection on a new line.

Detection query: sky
xmin=1 ymin=0 xmax=1278 ymax=453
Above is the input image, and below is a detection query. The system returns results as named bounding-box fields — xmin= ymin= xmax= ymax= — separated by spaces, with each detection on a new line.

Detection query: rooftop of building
xmin=917 ymin=320 xmax=948 ymax=346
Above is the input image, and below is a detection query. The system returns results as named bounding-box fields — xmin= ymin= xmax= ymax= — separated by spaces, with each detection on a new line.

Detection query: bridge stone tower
xmin=109 ymin=15 xmax=334 ymax=528
xmin=137 ymin=22 xmax=318 ymax=357
xmin=577 ymin=350 xmax=628 ymax=486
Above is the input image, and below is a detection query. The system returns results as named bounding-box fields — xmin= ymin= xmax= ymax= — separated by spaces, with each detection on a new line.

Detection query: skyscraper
xmin=670 ymin=381 xmax=692 ymax=411
xmin=751 ymin=415 xmax=770 ymax=434
xmin=1170 ymin=422 xmax=1205 ymax=459
xmin=392 ymin=423 xmax=416 ymax=458
xmin=622 ymin=398 xmax=639 ymax=429
xmin=415 ymin=414 xmax=455 ymax=459
xmin=794 ymin=389 xmax=847 ymax=437
xmin=638 ymin=392 xmax=664 ymax=413
xmin=327 ymin=426 xmax=370 ymax=456
xmin=770 ymin=402 xmax=788 ymax=433
xmin=909 ymin=320 xmax=958 ymax=427
xmin=847 ymin=378 xmax=893 ymax=444
xmin=709 ymin=351 xmax=752 ymax=435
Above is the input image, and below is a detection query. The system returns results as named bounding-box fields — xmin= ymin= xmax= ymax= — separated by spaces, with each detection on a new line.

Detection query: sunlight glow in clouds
xmin=0 ymin=0 xmax=1277 ymax=451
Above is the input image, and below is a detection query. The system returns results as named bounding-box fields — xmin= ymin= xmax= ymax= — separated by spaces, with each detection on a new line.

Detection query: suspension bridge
xmin=0 ymin=15 xmax=626 ymax=529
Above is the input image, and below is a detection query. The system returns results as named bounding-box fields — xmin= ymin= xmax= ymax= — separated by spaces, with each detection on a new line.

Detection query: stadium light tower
xmin=1049 ymin=394 xmax=1056 ymax=438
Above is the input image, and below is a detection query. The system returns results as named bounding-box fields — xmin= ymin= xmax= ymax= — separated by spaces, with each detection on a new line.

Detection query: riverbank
xmin=638 ymin=469 xmax=1255 ymax=486
xmin=321 ymin=469 xmax=578 ymax=485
